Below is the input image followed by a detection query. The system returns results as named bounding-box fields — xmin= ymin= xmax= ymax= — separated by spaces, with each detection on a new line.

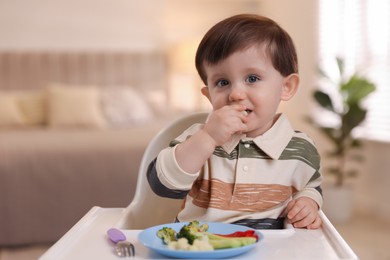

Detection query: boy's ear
xmin=281 ymin=73 xmax=299 ymax=101
xmin=201 ymin=87 xmax=211 ymax=102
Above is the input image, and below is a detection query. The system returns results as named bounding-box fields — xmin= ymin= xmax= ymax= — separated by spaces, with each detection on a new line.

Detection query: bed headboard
xmin=0 ymin=51 xmax=167 ymax=93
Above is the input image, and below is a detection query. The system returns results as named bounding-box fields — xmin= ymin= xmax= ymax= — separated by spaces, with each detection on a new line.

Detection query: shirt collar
xmin=252 ymin=114 xmax=295 ymax=159
xmin=220 ymin=113 xmax=294 ymax=159
xmin=221 ymin=133 xmax=246 ymax=154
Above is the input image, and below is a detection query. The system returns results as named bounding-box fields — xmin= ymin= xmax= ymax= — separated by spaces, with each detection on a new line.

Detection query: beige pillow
xmin=0 ymin=95 xmax=26 ymax=126
xmin=17 ymin=91 xmax=46 ymax=124
xmin=47 ymin=84 xmax=106 ymax=128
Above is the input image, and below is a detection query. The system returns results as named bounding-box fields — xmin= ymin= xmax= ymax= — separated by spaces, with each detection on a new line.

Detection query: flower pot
xmin=322 ymin=185 xmax=354 ymax=223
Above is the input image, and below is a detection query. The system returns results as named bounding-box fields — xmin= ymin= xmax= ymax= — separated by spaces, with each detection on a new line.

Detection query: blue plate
xmin=138 ymin=222 xmax=262 ymax=259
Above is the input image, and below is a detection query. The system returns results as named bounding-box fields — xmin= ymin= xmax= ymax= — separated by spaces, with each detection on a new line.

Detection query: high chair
xmin=116 ymin=112 xmax=209 ymax=229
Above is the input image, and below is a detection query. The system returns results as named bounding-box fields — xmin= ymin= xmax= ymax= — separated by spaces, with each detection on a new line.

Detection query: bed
xmin=0 ymin=51 xmax=179 ymax=245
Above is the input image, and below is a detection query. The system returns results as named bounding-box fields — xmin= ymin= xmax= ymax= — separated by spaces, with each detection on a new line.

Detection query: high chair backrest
xmin=116 ymin=112 xmax=208 ymax=229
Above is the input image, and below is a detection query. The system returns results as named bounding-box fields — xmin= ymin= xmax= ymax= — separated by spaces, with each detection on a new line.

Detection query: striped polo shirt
xmin=147 ymin=113 xmax=323 ymax=229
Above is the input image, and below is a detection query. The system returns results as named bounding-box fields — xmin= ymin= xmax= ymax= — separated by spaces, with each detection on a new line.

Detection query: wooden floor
xmin=333 ymin=213 xmax=390 ymax=260
xmin=1 ymin=212 xmax=389 ymax=260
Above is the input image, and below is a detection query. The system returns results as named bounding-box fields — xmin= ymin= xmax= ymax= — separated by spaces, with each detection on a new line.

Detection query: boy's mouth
xmin=244 ymin=109 xmax=252 ymax=116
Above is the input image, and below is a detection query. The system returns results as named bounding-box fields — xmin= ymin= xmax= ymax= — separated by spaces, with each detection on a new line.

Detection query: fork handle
xmin=107 ymin=228 xmax=127 ymax=243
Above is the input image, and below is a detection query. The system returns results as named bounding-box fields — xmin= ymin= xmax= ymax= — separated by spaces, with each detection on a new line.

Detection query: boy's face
xmin=201 ymin=44 xmax=299 ymax=137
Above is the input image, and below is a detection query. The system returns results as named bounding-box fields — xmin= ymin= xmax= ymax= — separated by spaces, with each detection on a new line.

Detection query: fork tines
xmin=116 ymin=241 xmax=135 ymax=257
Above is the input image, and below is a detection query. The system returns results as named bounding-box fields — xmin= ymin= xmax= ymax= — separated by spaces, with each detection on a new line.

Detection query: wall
xmin=0 ymin=0 xmax=258 ymax=51
xmin=0 ymin=0 xmax=163 ymax=51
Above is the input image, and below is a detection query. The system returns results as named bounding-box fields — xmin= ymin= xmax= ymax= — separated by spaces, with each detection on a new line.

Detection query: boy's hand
xmin=174 ymin=104 xmax=247 ymax=174
xmin=203 ymin=105 xmax=248 ymax=146
xmin=286 ymin=197 xmax=322 ymax=229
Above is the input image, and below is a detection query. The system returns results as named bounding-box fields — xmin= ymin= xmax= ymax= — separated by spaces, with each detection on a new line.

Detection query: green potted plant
xmin=310 ymin=57 xmax=376 ymax=222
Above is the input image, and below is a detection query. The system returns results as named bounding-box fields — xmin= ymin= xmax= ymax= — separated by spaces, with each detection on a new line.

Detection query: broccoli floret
xmin=177 ymin=225 xmax=203 ymax=245
xmin=157 ymin=227 xmax=177 ymax=244
xmin=177 ymin=220 xmax=209 ymax=245
xmin=187 ymin=220 xmax=209 ymax=232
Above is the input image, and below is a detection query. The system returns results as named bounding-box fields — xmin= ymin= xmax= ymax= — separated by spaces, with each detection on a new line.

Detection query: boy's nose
xmin=229 ymin=85 xmax=246 ymax=102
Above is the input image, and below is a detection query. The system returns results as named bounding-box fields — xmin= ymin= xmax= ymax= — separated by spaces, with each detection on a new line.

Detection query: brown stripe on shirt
xmin=189 ymin=179 xmax=292 ymax=212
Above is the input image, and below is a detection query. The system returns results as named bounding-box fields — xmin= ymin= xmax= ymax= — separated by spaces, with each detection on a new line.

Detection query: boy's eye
xmin=246 ymin=75 xmax=260 ymax=83
xmin=216 ymin=79 xmax=229 ymax=87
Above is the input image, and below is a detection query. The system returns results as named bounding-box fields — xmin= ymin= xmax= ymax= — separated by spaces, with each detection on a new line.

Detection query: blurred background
xmin=0 ymin=0 xmax=389 ymax=259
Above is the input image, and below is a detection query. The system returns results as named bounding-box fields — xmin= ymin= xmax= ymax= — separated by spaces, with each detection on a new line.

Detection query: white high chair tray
xmin=40 ymin=206 xmax=358 ymax=259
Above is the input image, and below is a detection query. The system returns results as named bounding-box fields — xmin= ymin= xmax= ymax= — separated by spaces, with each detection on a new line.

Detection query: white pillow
xmin=101 ymin=88 xmax=154 ymax=127
xmin=0 ymin=95 xmax=26 ymax=126
xmin=47 ymin=84 xmax=106 ymax=128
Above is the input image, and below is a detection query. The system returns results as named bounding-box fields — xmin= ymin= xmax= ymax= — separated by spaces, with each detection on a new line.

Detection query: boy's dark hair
xmin=195 ymin=14 xmax=298 ymax=85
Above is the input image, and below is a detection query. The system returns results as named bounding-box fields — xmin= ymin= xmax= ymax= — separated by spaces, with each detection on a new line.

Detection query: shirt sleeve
xmin=292 ymin=163 xmax=323 ymax=208
xmin=293 ymin=185 xmax=323 ymax=209
xmin=154 ymin=123 xmax=204 ymax=191
xmin=156 ymin=145 xmax=199 ymax=190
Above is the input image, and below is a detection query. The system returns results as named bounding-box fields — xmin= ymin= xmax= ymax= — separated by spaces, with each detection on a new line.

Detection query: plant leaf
xmin=336 ymin=57 xmax=345 ymax=77
xmin=341 ymin=104 xmax=367 ymax=137
xmin=317 ymin=67 xmax=330 ymax=80
xmin=314 ymin=90 xmax=335 ymax=112
xmin=341 ymin=75 xmax=376 ymax=104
